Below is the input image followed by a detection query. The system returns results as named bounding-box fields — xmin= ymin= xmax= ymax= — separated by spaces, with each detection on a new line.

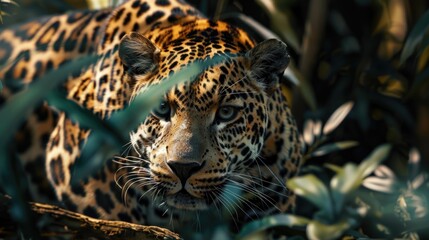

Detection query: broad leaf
xmin=330 ymin=144 xmax=391 ymax=212
xmin=400 ymin=9 xmax=429 ymax=64
xmin=362 ymin=165 xmax=397 ymax=193
xmin=287 ymin=174 xmax=333 ymax=215
xmin=358 ymin=144 xmax=392 ymax=177
xmin=47 ymin=91 xmax=126 ymax=144
xmin=324 ymin=164 xmax=342 ymax=174
xmin=306 ymin=219 xmax=351 ymax=240
xmin=238 ymin=214 xmax=310 ymax=239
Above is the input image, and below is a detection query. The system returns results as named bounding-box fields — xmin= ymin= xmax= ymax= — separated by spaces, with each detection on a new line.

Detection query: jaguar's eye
xmin=153 ymin=101 xmax=171 ymax=120
xmin=216 ymin=106 xmax=239 ymax=122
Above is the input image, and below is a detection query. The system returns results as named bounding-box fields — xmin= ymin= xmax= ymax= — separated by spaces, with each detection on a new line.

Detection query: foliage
xmin=0 ymin=0 xmax=18 ymax=23
xmin=1 ymin=0 xmax=429 ymax=239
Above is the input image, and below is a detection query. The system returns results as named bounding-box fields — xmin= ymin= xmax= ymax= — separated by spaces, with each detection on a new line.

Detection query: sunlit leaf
xmin=408 ymin=148 xmax=421 ymax=181
xmin=397 ymin=189 xmax=428 ymax=222
xmin=306 ymin=219 xmax=351 ymax=240
xmin=85 ymin=0 xmax=115 ymax=9
xmin=324 ymin=163 xmax=342 ymax=173
xmin=311 ymin=141 xmax=358 ymax=157
xmin=409 ymin=148 xmax=421 ymax=165
xmin=303 ymin=119 xmax=316 ymax=145
xmin=287 ymin=174 xmax=333 ymax=215
xmin=330 ymin=163 xmax=358 ymax=212
xmin=402 ymin=232 xmax=421 ymax=240
xmin=330 ymin=144 xmax=391 ymax=212
xmin=0 ymin=0 xmax=18 ymax=5
xmin=358 ymin=144 xmax=391 ymax=177
xmin=400 ymin=9 xmax=429 ymax=64
xmin=301 ymin=119 xmax=322 ymax=145
xmin=323 ymin=101 xmax=354 ymax=135
xmin=238 ymin=214 xmax=310 ymax=239
xmin=363 ymin=165 xmax=397 ymax=193
xmin=374 ymin=0 xmax=407 ymax=59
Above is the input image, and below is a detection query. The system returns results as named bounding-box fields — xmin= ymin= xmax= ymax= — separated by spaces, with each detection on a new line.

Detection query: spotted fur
xmin=0 ymin=0 xmax=301 ymax=231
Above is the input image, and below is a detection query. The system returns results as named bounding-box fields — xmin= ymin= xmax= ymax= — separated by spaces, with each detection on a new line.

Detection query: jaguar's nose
xmin=167 ymin=161 xmax=203 ymax=185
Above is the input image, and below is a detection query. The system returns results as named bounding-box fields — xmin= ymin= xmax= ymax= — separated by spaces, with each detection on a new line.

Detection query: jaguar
xmin=0 ymin=0 xmax=301 ymax=232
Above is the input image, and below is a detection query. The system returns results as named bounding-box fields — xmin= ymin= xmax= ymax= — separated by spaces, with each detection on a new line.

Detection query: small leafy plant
xmin=238 ymin=144 xmax=391 ymax=240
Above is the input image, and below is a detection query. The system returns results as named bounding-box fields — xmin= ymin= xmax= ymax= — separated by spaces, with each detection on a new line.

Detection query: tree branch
xmin=0 ymin=195 xmax=181 ymax=240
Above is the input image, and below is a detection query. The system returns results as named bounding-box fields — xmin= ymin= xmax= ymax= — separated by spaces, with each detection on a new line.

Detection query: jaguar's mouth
xmin=165 ymin=189 xmax=209 ymax=210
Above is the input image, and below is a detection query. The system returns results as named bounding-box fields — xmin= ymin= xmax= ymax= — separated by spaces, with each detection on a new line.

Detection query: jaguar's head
xmin=117 ymin=20 xmax=292 ymax=211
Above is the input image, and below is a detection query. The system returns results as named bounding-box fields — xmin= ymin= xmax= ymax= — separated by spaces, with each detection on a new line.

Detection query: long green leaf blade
xmin=237 ymin=214 xmax=310 ymax=239
xmin=400 ymin=9 xmax=429 ymax=64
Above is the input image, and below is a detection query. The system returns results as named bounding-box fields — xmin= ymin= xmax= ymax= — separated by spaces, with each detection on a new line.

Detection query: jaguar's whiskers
xmin=113 ymin=155 xmax=155 ymax=206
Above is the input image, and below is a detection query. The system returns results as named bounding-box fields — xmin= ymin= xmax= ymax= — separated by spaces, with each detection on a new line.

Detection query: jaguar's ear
xmin=119 ymin=32 xmax=160 ymax=75
xmin=246 ymin=39 xmax=290 ymax=89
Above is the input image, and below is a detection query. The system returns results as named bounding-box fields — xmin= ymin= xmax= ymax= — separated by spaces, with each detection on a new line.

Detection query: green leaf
xmin=255 ymin=0 xmax=300 ymax=52
xmin=288 ymin=63 xmax=317 ymax=110
xmin=306 ymin=219 xmax=351 ymax=240
xmin=0 ymin=56 xmax=97 ymax=195
xmin=323 ymin=102 xmax=354 ymax=135
xmin=237 ymin=214 xmax=310 ymax=239
xmin=324 ymin=164 xmax=342 ymax=173
xmin=329 ymin=163 xmax=358 ymax=213
xmin=311 ymin=141 xmax=358 ymax=157
xmin=0 ymin=55 xmax=97 ymax=154
xmin=330 ymin=144 xmax=391 ymax=212
xmin=357 ymin=144 xmax=392 ymax=177
xmin=47 ymin=91 xmax=126 ymax=145
xmin=109 ymin=54 xmax=232 ymax=132
xmin=287 ymin=174 xmax=333 ymax=215
xmin=400 ymin=9 xmax=429 ymax=64
xmin=408 ymin=65 xmax=429 ymax=98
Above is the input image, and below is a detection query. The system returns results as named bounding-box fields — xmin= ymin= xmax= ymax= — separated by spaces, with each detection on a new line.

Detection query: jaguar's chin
xmin=166 ymin=190 xmax=209 ymax=210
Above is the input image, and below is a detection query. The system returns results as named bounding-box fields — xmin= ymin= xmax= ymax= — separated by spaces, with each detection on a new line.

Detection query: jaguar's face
xmin=130 ymin=60 xmax=269 ymax=210
xmin=118 ymin=21 xmax=290 ymax=210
